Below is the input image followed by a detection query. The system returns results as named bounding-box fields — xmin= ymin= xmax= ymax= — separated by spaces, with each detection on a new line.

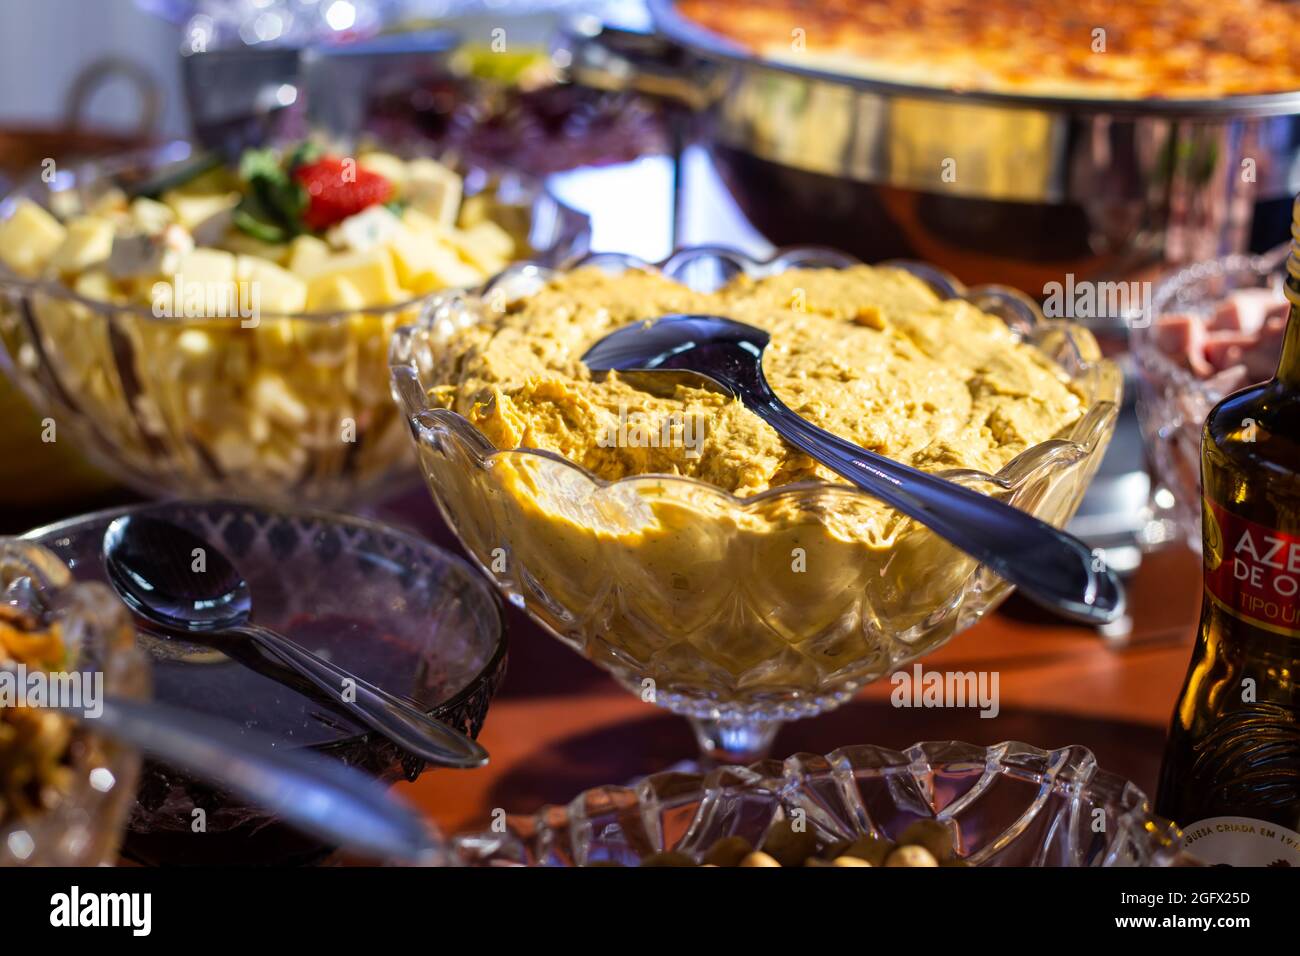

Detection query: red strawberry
xmin=294 ymin=156 xmax=393 ymax=231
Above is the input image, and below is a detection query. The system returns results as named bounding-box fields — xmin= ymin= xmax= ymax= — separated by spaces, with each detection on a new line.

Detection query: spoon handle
xmin=75 ymin=696 xmax=439 ymax=863
xmin=231 ymin=623 xmax=489 ymax=769
xmin=748 ymin=396 xmax=1124 ymax=624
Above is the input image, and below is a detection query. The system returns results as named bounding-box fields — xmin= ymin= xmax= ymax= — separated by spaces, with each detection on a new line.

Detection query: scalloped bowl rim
xmin=390 ymin=245 xmax=1123 ymax=509
xmin=452 ymin=738 xmax=1193 ymax=867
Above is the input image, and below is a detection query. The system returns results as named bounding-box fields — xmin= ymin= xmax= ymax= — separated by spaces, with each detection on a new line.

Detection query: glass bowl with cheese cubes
xmin=0 ymin=140 xmax=589 ymax=506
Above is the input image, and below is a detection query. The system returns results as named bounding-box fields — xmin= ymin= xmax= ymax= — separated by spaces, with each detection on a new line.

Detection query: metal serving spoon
xmin=581 ymin=314 xmax=1124 ymax=624
xmin=60 ymin=695 xmax=437 ymax=863
xmin=101 ymin=515 xmax=488 ymax=769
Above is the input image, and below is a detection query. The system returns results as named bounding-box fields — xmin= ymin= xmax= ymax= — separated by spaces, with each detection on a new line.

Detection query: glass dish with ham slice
xmin=1132 ymin=250 xmax=1289 ymax=550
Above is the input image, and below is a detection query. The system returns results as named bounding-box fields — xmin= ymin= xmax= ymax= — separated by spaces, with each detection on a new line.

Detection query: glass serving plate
xmin=450 ymin=740 xmax=1191 ymax=867
xmin=24 ymin=499 xmax=506 ymax=865
xmin=391 ymin=248 xmax=1122 ymax=762
xmin=1131 ymin=251 xmax=1286 ymax=552
xmin=0 ymin=538 xmax=150 ymax=866
xmin=0 ymin=140 xmax=590 ymax=507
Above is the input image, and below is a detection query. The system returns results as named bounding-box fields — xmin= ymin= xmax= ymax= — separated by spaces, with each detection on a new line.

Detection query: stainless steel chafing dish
xmin=563 ymin=0 xmax=1300 ymax=295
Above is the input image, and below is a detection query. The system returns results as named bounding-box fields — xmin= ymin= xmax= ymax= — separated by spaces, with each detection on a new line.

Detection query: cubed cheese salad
xmin=0 ymin=144 xmax=521 ymax=498
xmin=0 ymin=145 xmax=517 ymax=310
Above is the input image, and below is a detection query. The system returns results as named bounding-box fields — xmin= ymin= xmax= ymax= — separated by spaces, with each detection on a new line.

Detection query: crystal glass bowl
xmin=1131 ymin=251 xmax=1285 ymax=552
xmin=451 ymin=740 xmax=1191 ymax=867
xmin=0 ymin=141 xmax=590 ymax=507
xmin=391 ymin=248 xmax=1121 ymax=761
xmin=24 ymin=499 xmax=506 ymax=865
xmin=0 ymin=538 xmax=150 ymax=866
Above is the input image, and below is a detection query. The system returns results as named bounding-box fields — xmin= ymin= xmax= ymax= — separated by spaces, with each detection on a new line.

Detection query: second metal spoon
xmin=63 ymin=695 xmax=438 ymax=863
xmin=101 ymin=515 xmax=488 ymax=769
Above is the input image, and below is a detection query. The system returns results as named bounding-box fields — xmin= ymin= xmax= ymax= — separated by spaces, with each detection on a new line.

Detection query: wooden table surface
xmin=387 ymin=497 xmax=1205 ymax=837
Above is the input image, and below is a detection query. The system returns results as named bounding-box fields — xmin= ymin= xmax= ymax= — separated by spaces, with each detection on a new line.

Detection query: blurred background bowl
xmin=24 ymin=498 xmax=506 ymax=865
xmin=1132 ymin=250 xmax=1287 ymax=551
xmin=0 ymin=140 xmax=590 ymax=508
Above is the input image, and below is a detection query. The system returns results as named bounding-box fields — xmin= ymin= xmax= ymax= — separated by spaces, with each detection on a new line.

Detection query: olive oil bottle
xmin=1155 ymin=198 xmax=1300 ymax=866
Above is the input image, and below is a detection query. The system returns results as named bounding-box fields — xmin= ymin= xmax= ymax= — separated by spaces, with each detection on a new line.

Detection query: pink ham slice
xmin=1154 ymin=286 xmax=1287 ymax=386
xmin=1155 ymin=312 xmax=1215 ymax=377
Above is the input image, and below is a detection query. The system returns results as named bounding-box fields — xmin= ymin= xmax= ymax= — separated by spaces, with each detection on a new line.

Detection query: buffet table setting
xmin=1 ymin=0 xmax=1298 ymax=922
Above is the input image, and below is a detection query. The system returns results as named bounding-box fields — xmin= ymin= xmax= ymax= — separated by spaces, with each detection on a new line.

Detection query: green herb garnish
xmin=231 ymin=147 xmax=309 ymax=243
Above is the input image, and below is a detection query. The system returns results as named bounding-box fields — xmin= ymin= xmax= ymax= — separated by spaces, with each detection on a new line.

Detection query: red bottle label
xmin=1204 ymin=498 xmax=1300 ymax=637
